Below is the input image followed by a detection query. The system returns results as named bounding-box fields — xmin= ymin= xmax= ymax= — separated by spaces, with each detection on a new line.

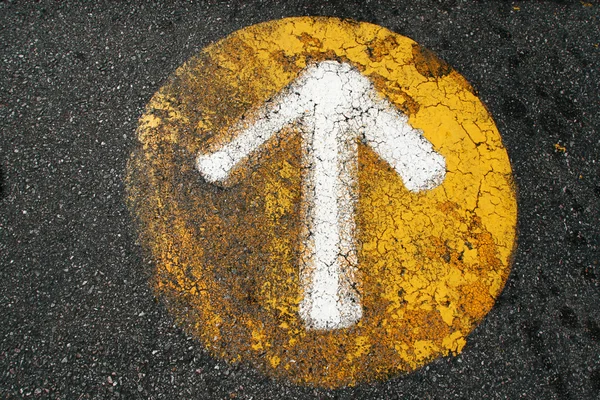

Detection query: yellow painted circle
xmin=126 ymin=17 xmax=517 ymax=388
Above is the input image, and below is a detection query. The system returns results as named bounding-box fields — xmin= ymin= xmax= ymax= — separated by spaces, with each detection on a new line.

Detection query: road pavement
xmin=1 ymin=1 xmax=599 ymax=399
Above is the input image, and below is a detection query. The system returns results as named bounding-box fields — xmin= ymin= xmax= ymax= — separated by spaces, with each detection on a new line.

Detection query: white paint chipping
xmin=196 ymin=61 xmax=446 ymax=330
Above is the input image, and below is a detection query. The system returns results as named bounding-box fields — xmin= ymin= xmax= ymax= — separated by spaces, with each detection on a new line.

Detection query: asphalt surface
xmin=1 ymin=1 xmax=599 ymax=399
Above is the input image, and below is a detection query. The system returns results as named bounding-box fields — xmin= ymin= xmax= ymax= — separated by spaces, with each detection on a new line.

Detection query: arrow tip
xmin=196 ymin=150 xmax=233 ymax=183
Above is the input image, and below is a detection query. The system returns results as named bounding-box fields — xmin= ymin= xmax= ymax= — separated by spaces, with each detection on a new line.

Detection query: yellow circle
xmin=126 ymin=17 xmax=517 ymax=388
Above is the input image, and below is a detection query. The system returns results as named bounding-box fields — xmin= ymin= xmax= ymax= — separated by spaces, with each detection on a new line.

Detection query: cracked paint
xmin=125 ymin=17 xmax=517 ymax=388
xmin=196 ymin=60 xmax=446 ymax=330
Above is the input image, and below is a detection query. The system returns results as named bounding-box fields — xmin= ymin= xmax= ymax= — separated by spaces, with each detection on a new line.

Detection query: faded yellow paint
xmin=126 ymin=17 xmax=517 ymax=388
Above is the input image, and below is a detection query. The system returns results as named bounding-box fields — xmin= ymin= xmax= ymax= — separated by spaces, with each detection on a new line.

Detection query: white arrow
xmin=196 ymin=61 xmax=446 ymax=330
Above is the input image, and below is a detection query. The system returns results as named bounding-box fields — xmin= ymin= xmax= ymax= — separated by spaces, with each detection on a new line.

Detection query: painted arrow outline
xmin=196 ymin=61 xmax=446 ymax=330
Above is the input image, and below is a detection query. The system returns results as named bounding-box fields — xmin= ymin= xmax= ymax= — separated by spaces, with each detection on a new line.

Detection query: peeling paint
xmin=126 ymin=17 xmax=517 ymax=388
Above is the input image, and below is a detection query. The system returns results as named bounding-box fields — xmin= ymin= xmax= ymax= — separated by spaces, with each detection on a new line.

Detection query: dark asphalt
xmin=1 ymin=1 xmax=599 ymax=399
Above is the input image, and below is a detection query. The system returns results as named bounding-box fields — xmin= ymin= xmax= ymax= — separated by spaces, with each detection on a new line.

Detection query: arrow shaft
xmin=299 ymin=117 xmax=361 ymax=330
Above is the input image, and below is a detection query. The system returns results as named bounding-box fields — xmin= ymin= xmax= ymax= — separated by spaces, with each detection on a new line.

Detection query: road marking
xmin=197 ymin=61 xmax=445 ymax=329
xmin=126 ymin=17 xmax=518 ymax=388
